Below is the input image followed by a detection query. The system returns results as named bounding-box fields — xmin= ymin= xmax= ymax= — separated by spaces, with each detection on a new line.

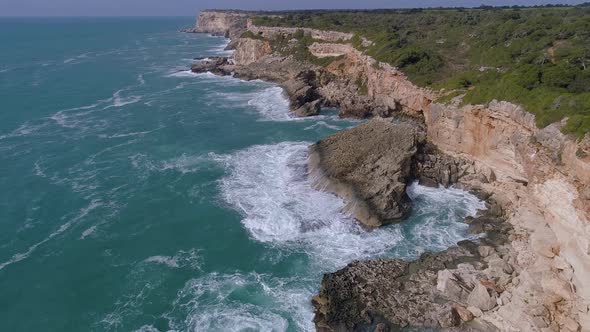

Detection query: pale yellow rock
xmin=542 ymin=273 xmax=573 ymax=300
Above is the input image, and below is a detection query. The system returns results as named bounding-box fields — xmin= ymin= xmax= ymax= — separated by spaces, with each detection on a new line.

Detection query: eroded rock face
xmin=190 ymin=57 xmax=232 ymax=76
xmin=309 ymin=118 xmax=424 ymax=228
xmin=313 ymin=245 xmax=496 ymax=331
xmin=190 ymin=11 xmax=590 ymax=330
xmin=193 ymin=11 xmax=251 ymax=39
xmin=233 ymin=38 xmax=272 ymax=65
xmin=313 ymin=198 xmax=509 ymax=331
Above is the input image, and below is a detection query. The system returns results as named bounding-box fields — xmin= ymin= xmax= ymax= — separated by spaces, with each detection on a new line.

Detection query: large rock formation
xmin=190 ymin=11 xmax=590 ymax=331
xmin=313 ymin=202 xmax=509 ymax=331
xmin=192 ymin=10 xmax=252 ymax=39
xmin=308 ymin=118 xmax=424 ymax=228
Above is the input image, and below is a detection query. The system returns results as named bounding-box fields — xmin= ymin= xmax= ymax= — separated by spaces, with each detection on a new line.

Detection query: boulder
xmin=436 ymin=270 xmax=471 ymax=303
xmin=312 ymin=245 xmax=482 ymax=330
xmin=467 ymin=283 xmax=497 ymax=311
xmin=308 ymin=118 xmax=423 ymax=227
xmin=452 ymin=304 xmax=475 ymax=322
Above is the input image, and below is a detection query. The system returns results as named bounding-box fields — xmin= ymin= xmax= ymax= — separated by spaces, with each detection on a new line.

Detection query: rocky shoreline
xmin=189 ymin=10 xmax=590 ymax=332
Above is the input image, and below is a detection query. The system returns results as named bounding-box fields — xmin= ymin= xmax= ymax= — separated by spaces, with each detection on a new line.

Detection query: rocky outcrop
xmin=190 ymin=57 xmax=233 ymax=76
xmin=314 ymin=43 xmax=436 ymax=117
xmin=193 ymin=10 xmax=252 ymax=39
xmin=308 ymin=118 xmax=424 ymax=228
xmin=423 ymin=100 xmax=590 ymax=332
xmin=312 ymin=99 xmax=590 ymax=331
xmin=314 ymin=204 xmax=508 ymax=331
xmin=189 ymin=11 xmax=590 ymax=331
xmin=190 ymin=19 xmax=435 ymax=119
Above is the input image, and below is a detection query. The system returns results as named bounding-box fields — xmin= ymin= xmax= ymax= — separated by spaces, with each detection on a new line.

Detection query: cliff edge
xmin=189 ymin=10 xmax=590 ymax=332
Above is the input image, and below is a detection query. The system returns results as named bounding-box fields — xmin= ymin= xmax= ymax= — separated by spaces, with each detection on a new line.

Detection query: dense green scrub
xmin=252 ymin=5 xmax=590 ymax=137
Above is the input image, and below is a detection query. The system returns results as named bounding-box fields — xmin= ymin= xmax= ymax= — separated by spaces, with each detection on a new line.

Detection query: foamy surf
xmin=219 ymin=142 xmax=486 ymax=268
xmin=220 ymin=142 xmax=398 ymax=268
xmin=169 ymin=272 xmax=294 ymax=332
xmin=0 ymin=199 xmax=103 ymax=271
xmin=143 ymin=249 xmax=202 ymax=270
xmin=247 ymin=87 xmax=293 ymax=122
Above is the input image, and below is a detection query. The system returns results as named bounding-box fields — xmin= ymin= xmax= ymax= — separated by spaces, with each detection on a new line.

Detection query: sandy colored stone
xmin=309 ymin=118 xmax=423 ymax=227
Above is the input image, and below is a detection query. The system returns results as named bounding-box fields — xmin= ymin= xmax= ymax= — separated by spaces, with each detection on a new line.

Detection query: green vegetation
xmin=240 ymin=30 xmax=265 ymax=40
xmin=246 ymin=29 xmax=344 ymax=67
xmin=356 ymin=77 xmax=369 ymax=95
xmin=252 ymin=5 xmax=590 ymax=137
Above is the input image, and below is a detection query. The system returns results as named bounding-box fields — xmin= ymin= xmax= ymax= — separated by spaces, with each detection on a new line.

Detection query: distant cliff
xmin=190 ymin=10 xmax=253 ymax=39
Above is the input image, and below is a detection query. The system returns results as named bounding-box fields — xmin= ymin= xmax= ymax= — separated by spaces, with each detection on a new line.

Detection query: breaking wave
xmin=219 ymin=142 xmax=486 ymax=268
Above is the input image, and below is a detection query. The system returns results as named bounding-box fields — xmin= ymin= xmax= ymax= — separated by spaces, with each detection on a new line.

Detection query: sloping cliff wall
xmin=426 ymin=100 xmax=590 ymax=331
xmin=191 ymin=11 xmax=590 ymax=331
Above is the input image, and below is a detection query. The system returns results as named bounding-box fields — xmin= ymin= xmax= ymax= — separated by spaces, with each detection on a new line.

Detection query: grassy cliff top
xmin=251 ymin=5 xmax=590 ymax=137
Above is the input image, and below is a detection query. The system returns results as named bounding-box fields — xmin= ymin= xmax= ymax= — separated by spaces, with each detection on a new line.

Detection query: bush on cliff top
xmin=252 ymin=5 xmax=590 ymax=137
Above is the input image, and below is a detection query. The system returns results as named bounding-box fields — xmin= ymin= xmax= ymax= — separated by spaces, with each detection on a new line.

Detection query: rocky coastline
xmin=188 ymin=10 xmax=590 ymax=332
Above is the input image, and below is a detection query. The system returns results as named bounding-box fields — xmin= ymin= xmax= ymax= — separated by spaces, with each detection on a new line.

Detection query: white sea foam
xmin=219 ymin=142 xmax=486 ymax=268
xmin=167 ymin=70 xmax=200 ymax=78
xmin=98 ymin=128 xmax=160 ymax=139
xmin=208 ymin=143 xmax=486 ymax=331
xmin=0 ymin=122 xmax=49 ymax=140
xmin=143 ymin=249 xmax=201 ymax=270
xmin=0 ymin=199 xmax=103 ymax=271
xmin=219 ymin=142 xmax=408 ymax=269
xmin=401 ymin=183 xmax=486 ymax=254
xmin=246 ymin=87 xmax=293 ymax=121
xmin=80 ymin=226 xmax=97 ymax=239
xmin=33 ymin=160 xmax=47 ymax=177
xmin=303 ymin=121 xmax=342 ymax=131
xmin=169 ymin=273 xmax=291 ymax=332
xmin=133 ymin=325 xmax=160 ymax=332
xmin=130 ymin=153 xmax=219 ymax=175
xmin=63 ymin=52 xmax=92 ymax=64
xmin=209 ymin=38 xmax=234 ymax=56
xmin=112 ymin=89 xmax=142 ymax=108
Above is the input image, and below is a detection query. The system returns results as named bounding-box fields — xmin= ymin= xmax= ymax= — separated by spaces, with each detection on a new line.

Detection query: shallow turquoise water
xmin=0 ymin=18 xmax=485 ymax=331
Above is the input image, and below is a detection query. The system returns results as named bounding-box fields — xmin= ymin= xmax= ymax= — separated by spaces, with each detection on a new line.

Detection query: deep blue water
xmin=0 ymin=18 xmax=485 ymax=331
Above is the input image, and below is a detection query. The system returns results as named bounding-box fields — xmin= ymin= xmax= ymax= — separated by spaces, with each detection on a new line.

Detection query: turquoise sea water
xmin=0 ymin=18 xmax=485 ymax=331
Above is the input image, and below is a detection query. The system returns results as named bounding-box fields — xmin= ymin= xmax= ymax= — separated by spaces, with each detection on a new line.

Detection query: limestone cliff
xmin=424 ymin=100 xmax=590 ymax=332
xmin=192 ymin=10 xmax=252 ymax=39
xmin=189 ymin=11 xmax=590 ymax=332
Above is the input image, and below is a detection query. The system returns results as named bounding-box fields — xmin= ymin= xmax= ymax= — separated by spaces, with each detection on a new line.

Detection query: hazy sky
xmin=0 ymin=0 xmax=587 ymax=17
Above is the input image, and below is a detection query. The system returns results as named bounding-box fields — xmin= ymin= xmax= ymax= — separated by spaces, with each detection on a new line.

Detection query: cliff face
xmin=426 ymin=100 xmax=590 ymax=332
xmin=193 ymin=11 xmax=251 ymax=39
xmin=311 ymin=43 xmax=436 ymax=116
xmin=233 ymin=38 xmax=272 ymax=65
xmin=247 ymin=22 xmax=355 ymax=42
xmin=190 ymin=11 xmax=590 ymax=331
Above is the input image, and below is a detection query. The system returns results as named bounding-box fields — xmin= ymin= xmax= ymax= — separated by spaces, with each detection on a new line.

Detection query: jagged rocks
xmin=313 ymin=244 xmax=482 ymax=331
xmin=190 ymin=57 xmax=233 ymax=76
xmin=468 ymin=283 xmax=497 ymax=311
xmin=309 ymin=118 xmax=424 ymax=228
xmin=193 ymin=11 xmax=252 ymax=39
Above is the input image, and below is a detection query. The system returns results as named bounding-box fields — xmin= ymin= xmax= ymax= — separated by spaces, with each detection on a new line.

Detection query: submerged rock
xmin=309 ymin=118 xmax=424 ymax=228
